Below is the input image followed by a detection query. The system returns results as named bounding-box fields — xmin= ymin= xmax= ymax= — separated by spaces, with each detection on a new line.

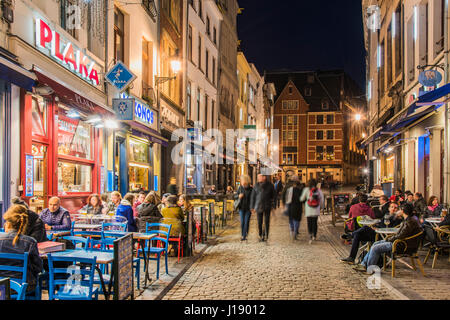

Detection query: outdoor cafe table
xmin=42 ymin=249 xmax=114 ymax=300
xmin=73 ymin=223 xmax=102 ymax=230
xmin=358 ymin=219 xmax=381 ymax=227
xmin=70 ymin=230 xmax=157 ymax=289
xmin=375 ymin=227 xmax=399 ymax=240
xmin=425 ymin=218 xmax=442 ymax=228
xmin=46 ymin=230 xmax=71 ymax=241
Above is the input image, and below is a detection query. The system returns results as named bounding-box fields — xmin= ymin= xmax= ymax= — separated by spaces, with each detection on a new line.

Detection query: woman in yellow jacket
xmin=161 ymin=195 xmax=185 ymax=237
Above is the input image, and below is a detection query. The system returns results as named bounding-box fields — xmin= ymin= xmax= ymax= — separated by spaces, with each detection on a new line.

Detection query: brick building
xmin=265 ymin=70 xmax=366 ymax=184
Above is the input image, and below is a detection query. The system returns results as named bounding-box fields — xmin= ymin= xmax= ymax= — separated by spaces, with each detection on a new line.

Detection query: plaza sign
xmin=35 ymin=18 xmax=100 ymax=87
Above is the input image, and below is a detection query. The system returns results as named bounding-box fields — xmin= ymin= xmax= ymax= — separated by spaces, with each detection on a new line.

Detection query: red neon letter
xmin=89 ymin=67 xmax=99 ymax=86
xmin=51 ymin=31 xmax=64 ymax=62
xmin=37 ymin=19 xmax=52 ymax=49
xmin=63 ymin=43 xmax=77 ymax=71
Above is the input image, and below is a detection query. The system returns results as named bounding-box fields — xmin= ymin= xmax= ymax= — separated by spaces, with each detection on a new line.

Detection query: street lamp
xmin=355 ymin=113 xmax=362 ymax=121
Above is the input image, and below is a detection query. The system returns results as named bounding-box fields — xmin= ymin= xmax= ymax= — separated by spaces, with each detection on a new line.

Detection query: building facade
xmin=362 ymin=0 xmax=449 ymax=201
xmin=266 ymin=70 xmax=366 ymax=184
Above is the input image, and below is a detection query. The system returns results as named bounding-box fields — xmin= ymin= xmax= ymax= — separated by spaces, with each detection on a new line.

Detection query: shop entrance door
xmin=29 ymin=143 xmax=48 ymax=213
xmin=115 ymin=136 xmax=128 ymax=196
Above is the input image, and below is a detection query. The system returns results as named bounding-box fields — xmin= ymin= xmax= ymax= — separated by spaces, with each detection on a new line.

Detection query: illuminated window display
xmin=128 ymin=137 xmax=150 ymax=191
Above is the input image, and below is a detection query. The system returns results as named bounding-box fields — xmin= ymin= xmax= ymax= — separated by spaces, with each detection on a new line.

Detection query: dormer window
xmin=321 ymin=99 xmax=329 ymax=110
xmin=304 ymin=87 xmax=312 ymax=96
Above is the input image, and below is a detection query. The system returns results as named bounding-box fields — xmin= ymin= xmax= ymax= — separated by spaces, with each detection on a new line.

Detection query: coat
xmin=386 ymin=216 xmax=423 ymax=254
xmin=373 ymin=202 xmax=390 ymax=219
xmin=424 ymin=204 xmax=443 ymax=219
xmin=136 ymin=202 xmax=163 ymax=232
xmin=413 ymin=198 xmax=427 ymax=217
xmin=299 ymin=187 xmax=324 ymax=218
xmin=116 ymin=200 xmax=138 ymax=232
xmin=346 ymin=202 xmax=375 ymax=231
xmin=161 ymin=206 xmax=185 ymax=237
xmin=25 ymin=209 xmax=47 ymax=243
xmin=234 ymin=185 xmax=253 ymax=212
xmin=286 ymin=186 xmax=303 ymax=221
xmin=250 ymin=181 xmax=276 ymax=212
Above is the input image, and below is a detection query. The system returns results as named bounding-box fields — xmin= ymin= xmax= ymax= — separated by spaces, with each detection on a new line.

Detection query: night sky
xmin=237 ymin=0 xmax=366 ymax=89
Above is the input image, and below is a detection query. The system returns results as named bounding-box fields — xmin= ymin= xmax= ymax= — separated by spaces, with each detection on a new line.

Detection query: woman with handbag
xmin=235 ymin=175 xmax=253 ymax=241
xmin=283 ymin=176 xmax=304 ymax=241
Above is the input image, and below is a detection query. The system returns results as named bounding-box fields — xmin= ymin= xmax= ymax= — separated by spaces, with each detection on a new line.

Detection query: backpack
xmin=307 ymin=187 xmax=320 ymax=208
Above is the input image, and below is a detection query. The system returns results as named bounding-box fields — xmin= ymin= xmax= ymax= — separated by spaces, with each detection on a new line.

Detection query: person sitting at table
xmin=345 ymin=192 xmax=362 ymax=216
xmin=422 ymin=196 xmax=443 ymax=222
xmin=208 ymin=185 xmax=217 ymax=195
xmin=344 ymin=194 xmax=375 ymax=235
xmin=116 ymin=193 xmax=138 ymax=232
xmin=353 ymin=203 xmax=422 ymax=274
xmin=341 ymin=202 xmax=402 ymax=264
xmin=373 ymin=195 xmax=390 ymax=219
xmin=158 ymin=193 xmax=171 ymax=212
xmin=81 ymin=194 xmax=104 ymax=215
xmin=136 ymin=193 xmax=163 ymax=233
xmin=102 ymin=191 xmax=122 ymax=215
xmin=0 ymin=205 xmax=43 ymax=290
xmin=178 ymin=194 xmax=193 ymax=214
xmin=413 ymin=192 xmax=427 ymax=218
xmin=161 ymin=196 xmax=185 ymax=256
xmin=405 ymin=192 xmax=414 ymax=206
xmin=369 ymin=185 xmax=384 ymax=198
xmin=133 ymin=191 xmax=147 ymax=218
xmin=438 ymin=213 xmax=450 ymax=227
xmin=10 ymin=197 xmax=47 ymax=243
xmin=40 ymin=197 xmax=71 ymax=231
xmin=389 ymin=189 xmax=404 ymax=204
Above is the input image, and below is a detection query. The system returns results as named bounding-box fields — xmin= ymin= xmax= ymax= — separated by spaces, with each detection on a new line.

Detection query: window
xmin=326 ymin=146 xmax=335 ymax=160
xmin=205 ymin=95 xmax=208 ymax=129
xmin=378 ymin=40 xmax=385 ymax=95
xmin=187 ymin=82 xmax=192 ymax=120
xmin=188 ymin=25 xmax=193 ymax=62
xmin=211 ymin=100 xmax=215 ymax=129
xmin=212 ymin=57 xmax=216 ymax=85
xmin=288 ymin=86 xmax=293 ymax=94
xmin=31 ymin=96 xmax=47 ymax=137
xmin=58 ymin=162 xmax=92 ymax=194
xmin=317 ymin=115 xmax=324 ymax=124
xmin=206 ymin=16 xmax=210 ymax=36
xmin=282 ymin=116 xmax=287 ymax=125
xmin=114 ymin=7 xmax=125 ymax=63
xmin=287 ymin=116 xmax=295 ymax=125
xmin=162 ymin=0 xmax=181 ymax=31
xmin=282 ymin=100 xmax=299 ymax=110
xmin=387 ymin=25 xmax=393 ymax=86
xmin=304 ymin=87 xmax=312 ymax=96
xmin=321 ymin=99 xmax=329 ymax=110
xmin=316 ymin=146 xmax=324 ymax=160
xmin=205 ymin=49 xmax=209 ymax=79
xmin=326 ymin=114 xmax=334 ymax=124
xmin=419 ymin=3 xmax=428 ymax=65
xmin=282 ymin=153 xmax=297 ymax=165
xmin=60 ymin=0 xmax=77 ymax=39
xmin=213 ymin=27 xmax=217 ymax=44
xmin=407 ymin=17 xmax=415 ymax=83
xmin=198 ymin=35 xmax=202 ymax=70
xmin=197 ymin=88 xmax=201 ymax=121
xmin=129 ymin=137 xmax=150 ymax=163
xmin=327 ymin=130 xmax=334 ymax=140
xmin=316 ymin=131 xmax=323 ymax=140
xmin=57 ymin=111 xmax=92 ymax=160
xmin=198 ymin=0 xmax=203 ymax=20
xmin=142 ymin=39 xmax=153 ymax=100
xmin=434 ymin=0 xmax=445 ymax=57
xmin=394 ymin=5 xmax=402 ymax=77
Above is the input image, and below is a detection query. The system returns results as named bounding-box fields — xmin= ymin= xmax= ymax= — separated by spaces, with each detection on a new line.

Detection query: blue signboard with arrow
xmin=105 ymin=61 xmax=137 ymax=92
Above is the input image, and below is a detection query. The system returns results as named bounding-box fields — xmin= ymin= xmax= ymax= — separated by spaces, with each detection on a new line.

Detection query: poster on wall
xmin=25 ymin=154 xmax=34 ymax=197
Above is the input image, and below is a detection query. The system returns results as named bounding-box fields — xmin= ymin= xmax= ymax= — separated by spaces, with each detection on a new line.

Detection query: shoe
xmin=341 ymin=234 xmax=351 ymax=241
xmin=312 ymin=236 xmax=316 ymax=241
xmin=353 ymin=264 xmax=366 ymax=272
xmin=259 ymin=237 xmax=264 ymax=242
xmin=340 ymin=257 xmax=355 ymax=264
xmin=240 ymin=237 xmax=245 ymax=241
xmin=309 ymin=239 xmax=312 ymax=245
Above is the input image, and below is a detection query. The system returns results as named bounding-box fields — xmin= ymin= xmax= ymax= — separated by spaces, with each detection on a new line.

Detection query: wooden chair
xmin=389 ymin=231 xmax=426 ymax=278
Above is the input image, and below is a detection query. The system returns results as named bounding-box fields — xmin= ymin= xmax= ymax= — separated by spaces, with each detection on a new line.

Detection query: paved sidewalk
xmin=322 ymin=214 xmax=450 ymax=300
xmin=161 ymin=209 xmax=395 ymax=300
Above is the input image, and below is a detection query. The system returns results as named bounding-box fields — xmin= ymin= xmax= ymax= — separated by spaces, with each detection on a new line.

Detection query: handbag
xmin=233 ymin=198 xmax=241 ymax=211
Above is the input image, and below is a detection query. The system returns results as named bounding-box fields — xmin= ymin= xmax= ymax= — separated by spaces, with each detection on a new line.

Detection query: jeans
xmin=239 ymin=209 xmax=251 ymax=239
xmin=349 ymin=226 xmax=376 ymax=259
xmin=257 ymin=209 xmax=271 ymax=239
xmin=362 ymin=240 xmax=392 ymax=268
xmin=289 ymin=217 xmax=300 ymax=236
xmin=306 ymin=217 xmax=318 ymax=238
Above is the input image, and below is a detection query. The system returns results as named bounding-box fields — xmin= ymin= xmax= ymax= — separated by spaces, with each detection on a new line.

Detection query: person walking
xmin=283 ymin=176 xmax=304 ymax=241
xmin=300 ymin=179 xmax=324 ymax=244
xmin=235 ymin=175 xmax=253 ymax=241
xmin=274 ymin=176 xmax=283 ymax=208
xmin=250 ymin=174 xmax=276 ymax=242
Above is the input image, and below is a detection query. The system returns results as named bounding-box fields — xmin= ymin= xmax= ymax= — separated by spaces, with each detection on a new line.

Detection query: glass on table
xmin=384 ymin=214 xmax=391 ymax=227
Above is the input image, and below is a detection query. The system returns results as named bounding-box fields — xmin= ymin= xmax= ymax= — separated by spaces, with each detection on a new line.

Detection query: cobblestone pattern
xmin=162 ymin=209 xmax=395 ymax=300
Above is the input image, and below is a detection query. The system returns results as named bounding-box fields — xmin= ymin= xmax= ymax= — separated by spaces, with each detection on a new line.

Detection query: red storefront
xmin=20 ymin=70 xmax=113 ymax=213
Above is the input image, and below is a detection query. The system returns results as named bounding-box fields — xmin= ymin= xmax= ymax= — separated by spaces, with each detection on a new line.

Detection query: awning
xmin=33 ymin=68 xmax=114 ymax=116
xmin=130 ymin=127 xmax=168 ymax=147
xmin=359 ymin=127 xmax=383 ymax=149
xmin=0 ymin=55 xmax=36 ymax=91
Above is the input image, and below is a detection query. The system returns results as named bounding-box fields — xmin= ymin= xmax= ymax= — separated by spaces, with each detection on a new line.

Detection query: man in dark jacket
xmin=10 ymin=197 xmax=47 ymax=243
xmin=167 ymin=177 xmax=179 ymax=196
xmin=354 ymin=203 xmax=422 ymax=274
xmin=250 ymin=174 xmax=276 ymax=242
xmin=274 ymin=176 xmax=283 ymax=208
xmin=413 ymin=192 xmax=427 ymax=217
xmin=373 ymin=195 xmax=389 ymax=219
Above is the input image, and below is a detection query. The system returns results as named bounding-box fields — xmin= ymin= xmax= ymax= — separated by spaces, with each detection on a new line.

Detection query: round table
xmin=425 ymin=218 xmax=442 ymax=228
xmin=375 ymin=228 xmax=399 ymax=240
xmin=358 ymin=219 xmax=381 ymax=227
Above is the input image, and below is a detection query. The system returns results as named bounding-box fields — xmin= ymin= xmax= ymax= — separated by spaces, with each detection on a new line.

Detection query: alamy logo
xmin=366 ymin=265 xmax=381 ymax=290
xmin=65 ymin=5 xmax=82 ymax=30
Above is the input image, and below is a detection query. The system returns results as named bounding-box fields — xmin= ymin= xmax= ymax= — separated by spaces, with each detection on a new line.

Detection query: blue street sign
xmin=418 ymin=69 xmax=442 ymax=87
xmin=113 ymin=98 xmax=135 ymax=120
xmin=105 ymin=61 xmax=137 ymax=92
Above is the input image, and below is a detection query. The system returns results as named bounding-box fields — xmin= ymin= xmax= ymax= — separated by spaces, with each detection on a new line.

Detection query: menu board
xmin=201 ymin=207 xmax=208 ymax=243
xmin=113 ymin=233 xmax=134 ymax=300
xmin=25 ymin=154 xmax=34 ymax=197
xmin=209 ymin=202 xmax=215 ymax=235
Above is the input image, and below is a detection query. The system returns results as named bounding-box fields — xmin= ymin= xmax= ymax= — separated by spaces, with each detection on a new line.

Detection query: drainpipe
xmin=444 ymin=0 xmax=449 ymax=205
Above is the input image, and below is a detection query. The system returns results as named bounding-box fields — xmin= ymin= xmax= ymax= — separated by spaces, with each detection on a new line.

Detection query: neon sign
xmin=120 ymin=92 xmax=155 ymax=128
xmin=35 ymin=18 xmax=100 ymax=86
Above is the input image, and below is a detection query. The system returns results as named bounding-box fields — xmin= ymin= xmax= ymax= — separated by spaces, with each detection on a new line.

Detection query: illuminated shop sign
xmin=35 ymin=18 xmax=100 ymax=86
xmin=120 ymin=92 xmax=157 ymax=129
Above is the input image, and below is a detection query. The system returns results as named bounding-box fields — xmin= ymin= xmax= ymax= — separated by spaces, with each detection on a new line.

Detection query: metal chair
xmin=390 ymin=231 xmax=426 ymax=277
xmin=9 ymin=280 xmax=28 ymax=300
xmin=139 ymin=223 xmax=172 ymax=279
xmin=423 ymin=225 xmax=450 ymax=269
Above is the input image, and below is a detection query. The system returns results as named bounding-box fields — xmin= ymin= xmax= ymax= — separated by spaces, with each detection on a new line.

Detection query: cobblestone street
xmin=162 ymin=209 xmax=396 ymax=300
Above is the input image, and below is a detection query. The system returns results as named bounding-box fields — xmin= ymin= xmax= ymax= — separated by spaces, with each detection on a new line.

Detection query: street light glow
xmin=171 ymin=60 xmax=181 ymax=75
xmin=355 ymin=114 xmax=362 ymax=121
